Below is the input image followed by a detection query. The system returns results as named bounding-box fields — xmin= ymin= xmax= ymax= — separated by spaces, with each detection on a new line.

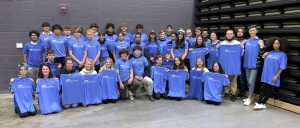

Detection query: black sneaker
xmin=176 ymin=97 xmax=182 ymax=101
xmin=162 ymin=93 xmax=168 ymax=99
xmin=237 ymin=92 xmax=246 ymax=98
xmin=224 ymin=93 xmax=230 ymax=99
xmin=230 ymin=94 xmax=237 ymax=102
xmin=154 ymin=93 xmax=161 ymax=100
xmin=148 ymin=95 xmax=155 ymax=102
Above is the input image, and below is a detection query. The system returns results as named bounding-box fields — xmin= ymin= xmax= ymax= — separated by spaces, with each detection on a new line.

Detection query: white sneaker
xmin=262 ymin=104 xmax=267 ymax=109
xmin=253 ymin=103 xmax=264 ymax=110
xmin=243 ymin=98 xmax=247 ymax=102
xmin=128 ymin=91 xmax=134 ymax=101
xmin=244 ymin=99 xmax=252 ymax=106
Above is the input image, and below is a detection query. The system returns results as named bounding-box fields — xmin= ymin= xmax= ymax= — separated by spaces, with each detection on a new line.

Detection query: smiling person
xmin=253 ymin=37 xmax=288 ymax=110
xmin=80 ymin=58 xmax=97 ymax=75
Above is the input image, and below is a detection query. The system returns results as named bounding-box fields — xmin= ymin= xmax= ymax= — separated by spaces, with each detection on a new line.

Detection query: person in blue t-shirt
xmin=68 ymin=26 xmax=87 ymax=71
xmin=119 ymin=23 xmax=133 ymax=44
xmin=36 ymin=63 xmax=61 ymax=115
xmin=98 ymin=32 xmax=110 ymax=67
xmin=63 ymin=26 xmax=72 ymax=48
xmin=130 ymin=45 xmax=155 ymax=102
xmin=23 ymin=30 xmax=45 ymax=82
xmin=157 ymin=31 xmax=169 ymax=56
xmin=151 ymin=55 xmax=168 ymax=100
xmin=189 ymin=36 xmax=209 ymax=69
xmin=204 ymin=62 xmax=229 ymax=105
xmin=85 ymin=29 xmax=101 ymax=72
xmin=133 ymin=24 xmax=147 ymax=44
xmin=171 ymin=29 xmax=189 ymax=70
xmin=10 ymin=63 xmax=37 ymax=118
xmin=206 ymin=32 xmax=221 ymax=70
xmin=202 ymin=29 xmax=211 ymax=45
xmin=194 ymin=27 xmax=202 ymax=38
xmin=165 ymin=25 xmax=173 ymax=41
xmin=39 ymin=22 xmax=53 ymax=50
xmin=89 ymin=23 xmax=99 ymax=41
xmin=163 ymin=54 xmax=174 ymax=70
xmin=130 ymin=33 xmax=146 ymax=57
xmin=47 ymin=24 xmax=68 ymax=67
xmin=253 ymin=37 xmax=288 ymax=110
xmin=186 ymin=28 xmax=197 ymax=48
xmin=46 ymin=49 xmax=62 ymax=78
xmin=113 ymin=32 xmax=130 ymax=61
xmin=145 ymin=32 xmax=159 ymax=65
xmin=241 ymin=25 xmax=265 ymax=106
xmin=105 ymin=23 xmax=118 ymax=60
xmin=115 ymin=49 xmax=138 ymax=100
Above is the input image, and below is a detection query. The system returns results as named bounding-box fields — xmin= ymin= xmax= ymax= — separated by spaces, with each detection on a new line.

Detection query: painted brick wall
xmin=0 ymin=0 xmax=195 ymax=91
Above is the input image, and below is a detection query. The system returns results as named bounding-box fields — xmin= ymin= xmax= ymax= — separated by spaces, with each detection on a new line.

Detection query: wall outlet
xmin=16 ymin=42 xmax=23 ymax=49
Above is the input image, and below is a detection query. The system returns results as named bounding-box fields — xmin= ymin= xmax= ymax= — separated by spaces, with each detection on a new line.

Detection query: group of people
xmin=9 ymin=22 xmax=288 ymax=118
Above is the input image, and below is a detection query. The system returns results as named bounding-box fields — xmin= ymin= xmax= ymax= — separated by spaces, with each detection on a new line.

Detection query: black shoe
xmin=110 ymin=99 xmax=117 ymax=103
xmin=230 ymin=94 xmax=237 ymax=102
xmin=237 ymin=92 xmax=246 ymax=98
xmin=148 ymin=95 xmax=155 ymax=102
xmin=14 ymin=108 xmax=20 ymax=114
xmin=154 ymin=93 xmax=161 ymax=100
xmin=162 ymin=93 xmax=168 ymax=99
xmin=176 ymin=97 xmax=182 ymax=101
xmin=102 ymin=100 xmax=109 ymax=104
xmin=224 ymin=93 xmax=230 ymax=99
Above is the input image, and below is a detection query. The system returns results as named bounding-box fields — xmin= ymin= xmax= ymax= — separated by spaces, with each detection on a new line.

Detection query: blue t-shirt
xmin=172 ymin=41 xmax=189 ymax=58
xmin=60 ymin=74 xmax=84 ymax=105
xmin=219 ymin=45 xmax=242 ymax=75
xmin=206 ymin=40 xmax=220 ymax=69
xmin=163 ymin=59 xmax=174 ymax=70
xmin=130 ymin=42 xmax=146 ymax=55
xmin=133 ymin=33 xmax=148 ymax=44
xmin=204 ymin=72 xmax=230 ymax=102
xmin=39 ymin=32 xmax=54 ymax=49
xmin=114 ymin=59 xmax=132 ymax=82
xmin=85 ymin=40 xmax=101 ymax=65
xmin=130 ymin=56 xmax=148 ymax=77
xmin=165 ymin=35 xmax=172 ymax=41
xmin=113 ymin=41 xmax=130 ymax=60
xmin=188 ymin=48 xmax=208 ymax=69
xmin=99 ymin=70 xmax=119 ymax=100
xmin=68 ymin=39 xmax=86 ymax=66
xmin=47 ymin=35 xmax=68 ymax=57
xmin=23 ymin=42 xmax=44 ymax=67
xmin=244 ymin=38 xmax=260 ymax=69
xmin=99 ymin=41 xmax=110 ymax=59
xmin=145 ymin=41 xmax=160 ymax=57
xmin=105 ymin=34 xmax=117 ymax=51
xmin=93 ymin=33 xmax=99 ymax=41
xmin=187 ymin=36 xmax=197 ymax=48
xmin=165 ymin=70 xmax=189 ymax=98
xmin=117 ymin=33 xmax=133 ymax=44
xmin=82 ymin=74 xmax=102 ymax=105
xmin=46 ymin=62 xmax=59 ymax=77
xmin=36 ymin=78 xmax=61 ymax=114
xmin=151 ymin=66 xmax=168 ymax=93
xmin=261 ymin=51 xmax=287 ymax=87
xmin=188 ymin=70 xmax=204 ymax=100
xmin=158 ymin=39 xmax=168 ymax=56
xmin=165 ymin=41 xmax=174 ymax=55
xmin=11 ymin=77 xmax=35 ymax=114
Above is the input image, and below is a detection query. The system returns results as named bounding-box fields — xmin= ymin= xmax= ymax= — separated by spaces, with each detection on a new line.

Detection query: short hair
xmin=155 ymin=55 xmax=163 ymax=60
xmin=65 ymin=57 xmax=73 ymax=64
xmin=136 ymin=24 xmax=144 ymax=29
xmin=135 ymin=33 xmax=141 ymax=37
xmin=64 ymin=26 xmax=71 ymax=30
xmin=194 ymin=26 xmax=201 ymax=31
xmin=106 ymin=23 xmax=115 ymax=29
xmin=29 ymin=30 xmax=40 ymax=37
xmin=98 ymin=32 xmax=105 ymax=37
xmin=167 ymin=25 xmax=173 ymax=29
xmin=119 ymin=23 xmax=127 ymax=29
xmin=18 ymin=63 xmax=28 ymax=71
xmin=41 ymin=22 xmax=50 ymax=27
xmin=159 ymin=30 xmax=165 ymax=34
xmin=133 ymin=45 xmax=142 ymax=52
xmin=47 ymin=49 xmax=55 ymax=55
xmin=89 ymin=23 xmax=99 ymax=29
xmin=248 ymin=25 xmax=257 ymax=29
xmin=73 ymin=26 xmax=83 ymax=33
xmin=51 ymin=24 xmax=63 ymax=31
xmin=118 ymin=32 xmax=124 ymax=37
xmin=118 ymin=49 xmax=129 ymax=56
xmin=86 ymin=28 xmax=94 ymax=33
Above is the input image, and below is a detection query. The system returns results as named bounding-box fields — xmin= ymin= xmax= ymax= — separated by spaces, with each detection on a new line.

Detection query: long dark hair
xmin=265 ymin=37 xmax=289 ymax=52
xmin=194 ymin=36 xmax=206 ymax=48
xmin=172 ymin=56 xmax=186 ymax=70
xmin=211 ymin=62 xmax=225 ymax=74
xmin=175 ymin=33 xmax=186 ymax=49
xmin=38 ymin=63 xmax=54 ymax=78
xmin=148 ymin=32 xmax=157 ymax=42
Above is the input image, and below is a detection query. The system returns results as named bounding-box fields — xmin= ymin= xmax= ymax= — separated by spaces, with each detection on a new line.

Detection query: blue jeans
xmin=245 ymin=68 xmax=258 ymax=97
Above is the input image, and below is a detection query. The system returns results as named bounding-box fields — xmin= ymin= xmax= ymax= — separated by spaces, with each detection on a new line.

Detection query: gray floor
xmin=1 ymin=93 xmax=300 ymax=128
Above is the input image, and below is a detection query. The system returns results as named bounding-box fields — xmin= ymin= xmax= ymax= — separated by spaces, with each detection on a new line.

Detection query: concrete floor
xmin=1 ymin=93 xmax=300 ymax=128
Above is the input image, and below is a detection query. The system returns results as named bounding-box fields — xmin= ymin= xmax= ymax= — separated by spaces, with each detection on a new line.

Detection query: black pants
xmin=205 ymin=100 xmax=221 ymax=105
xmin=54 ymin=57 xmax=66 ymax=67
xmin=118 ymin=79 xmax=141 ymax=100
xmin=258 ymin=83 xmax=273 ymax=104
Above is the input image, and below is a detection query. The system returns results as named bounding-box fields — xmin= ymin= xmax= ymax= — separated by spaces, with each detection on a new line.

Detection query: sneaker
xmin=253 ymin=103 xmax=264 ymax=110
xmin=262 ymin=104 xmax=267 ymax=109
xmin=230 ymin=94 xmax=236 ymax=102
xmin=243 ymin=98 xmax=251 ymax=106
xmin=128 ymin=91 xmax=134 ymax=101
xmin=148 ymin=95 xmax=155 ymax=102
xmin=224 ymin=93 xmax=230 ymax=99
xmin=242 ymin=98 xmax=247 ymax=102
xmin=237 ymin=92 xmax=246 ymax=98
